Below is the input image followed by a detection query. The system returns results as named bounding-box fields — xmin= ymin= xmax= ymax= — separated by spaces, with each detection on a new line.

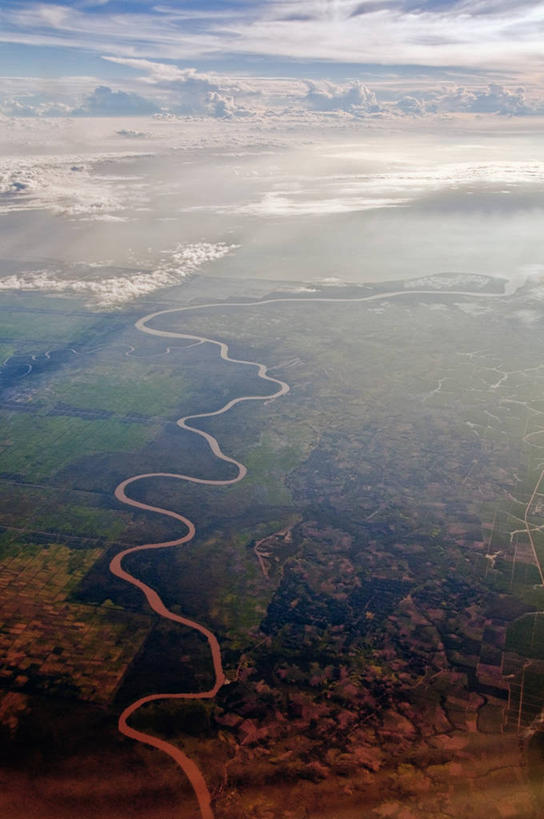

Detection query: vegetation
xmin=2 ymin=274 xmax=544 ymax=816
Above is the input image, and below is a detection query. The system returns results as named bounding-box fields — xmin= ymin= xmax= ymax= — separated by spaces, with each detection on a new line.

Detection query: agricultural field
xmin=0 ymin=412 xmax=158 ymax=479
xmin=0 ymin=539 xmax=150 ymax=703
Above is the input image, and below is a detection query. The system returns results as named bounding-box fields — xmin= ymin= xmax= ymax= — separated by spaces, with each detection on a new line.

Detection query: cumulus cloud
xmin=0 ymin=83 xmax=160 ymax=118
xmin=74 ymin=85 xmax=159 ymax=116
xmin=390 ymin=83 xmax=543 ymax=117
xmin=1 ymin=59 xmax=543 ymax=122
xmin=304 ymin=80 xmax=381 ymax=115
xmin=429 ymin=83 xmax=534 ymax=115
xmin=98 ymin=60 xmax=384 ymax=120
xmin=0 ymin=243 xmax=237 ymax=308
xmin=394 ymin=95 xmax=427 ymax=116
xmin=0 ymin=98 xmax=74 ymax=117
xmin=205 ymin=91 xmax=252 ymax=118
xmin=102 ymin=57 xmax=255 ymax=118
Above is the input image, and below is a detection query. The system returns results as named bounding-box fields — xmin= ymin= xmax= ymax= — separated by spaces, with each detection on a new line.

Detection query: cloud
xmin=429 ymin=83 xmax=534 ymax=115
xmin=389 ymin=83 xmax=542 ymax=116
xmin=102 ymin=57 xmax=255 ymax=117
xmin=182 ymin=158 xmax=544 ymax=219
xmin=304 ymin=81 xmax=381 ymax=115
xmin=2 ymin=68 xmax=543 ymax=121
xmin=0 ymin=243 xmax=237 ymax=308
xmin=204 ymin=91 xmax=251 ymax=118
xmin=0 ymin=97 xmax=73 ymax=117
xmin=115 ymin=128 xmax=149 ymax=138
xmin=231 ymin=191 xmax=407 ymax=215
xmin=2 ymin=0 xmax=544 ymax=71
xmin=0 ymin=82 xmax=161 ymax=118
xmin=103 ymin=56 xmax=197 ymax=85
xmin=73 ymin=85 xmax=159 ymax=116
xmin=394 ymin=95 xmax=427 ymax=116
xmin=100 ymin=58 xmax=386 ymax=119
xmin=0 ymin=151 xmax=149 ymax=219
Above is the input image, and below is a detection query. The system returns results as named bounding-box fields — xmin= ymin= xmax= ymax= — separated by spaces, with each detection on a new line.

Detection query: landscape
xmin=3 ymin=1 xmax=544 ymax=817
xmin=3 ymin=257 xmax=544 ymax=817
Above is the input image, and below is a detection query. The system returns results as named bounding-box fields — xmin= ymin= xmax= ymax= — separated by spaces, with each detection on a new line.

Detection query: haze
xmin=2 ymin=3 xmax=544 ymax=819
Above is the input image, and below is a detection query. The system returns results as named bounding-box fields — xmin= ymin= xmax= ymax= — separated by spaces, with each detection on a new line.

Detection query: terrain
xmin=1 ymin=270 xmax=544 ymax=818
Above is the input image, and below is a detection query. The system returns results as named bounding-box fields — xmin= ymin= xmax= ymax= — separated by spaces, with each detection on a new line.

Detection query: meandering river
xmin=110 ymin=287 xmax=506 ymax=818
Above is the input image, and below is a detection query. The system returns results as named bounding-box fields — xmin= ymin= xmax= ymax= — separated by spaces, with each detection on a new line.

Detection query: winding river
xmin=110 ymin=287 xmax=506 ymax=818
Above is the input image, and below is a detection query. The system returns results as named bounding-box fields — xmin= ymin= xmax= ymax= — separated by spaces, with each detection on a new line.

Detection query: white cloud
xmin=0 ymin=151 xmax=149 ymax=219
xmin=74 ymin=85 xmax=159 ymax=116
xmin=304 ymin=80 xmax=381 ymax=114
xmin=428 ymin=83 xmax=535 ymax=115
xmin=394 ymin=95 xmax=427 ymax=116
xmin=0 ymin=97 xmax=73 ymax=117
xmin=0 ymin=76 xmax=161 ymax=118
xmin=1 ymin=56 xmax=542 ymax=122
xmin=384 ymin=82 xmax=544 ymax=117
xmin=102 ymin=57 xmax=180 ymax=83
xmin=2 ymin=0 xmax=544 ymax=71
xmin=0 ymin=243 xmax=237 ymax=308
xmin=38 ymin=4 xmax=70 ymax=29
xmin=101 ymin=58 xmax=258 ymax=117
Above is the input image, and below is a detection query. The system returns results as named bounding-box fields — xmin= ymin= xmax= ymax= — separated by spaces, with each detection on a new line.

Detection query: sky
xmin=2 ymin=3 xmax=544 ymax=305
xmin=1 ymin=0 xmax=544 ymax=118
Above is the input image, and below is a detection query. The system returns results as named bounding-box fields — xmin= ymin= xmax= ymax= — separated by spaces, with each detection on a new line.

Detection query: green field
xmin=507 ymin=613 xmax=544 ymax=660
xmin=0 ymin=311 xmax=98 ymax=343
xmin=0 ymin=412 xmax=158 ymax=479
xmin=50 ymin=367 xmax=190 ymax=417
